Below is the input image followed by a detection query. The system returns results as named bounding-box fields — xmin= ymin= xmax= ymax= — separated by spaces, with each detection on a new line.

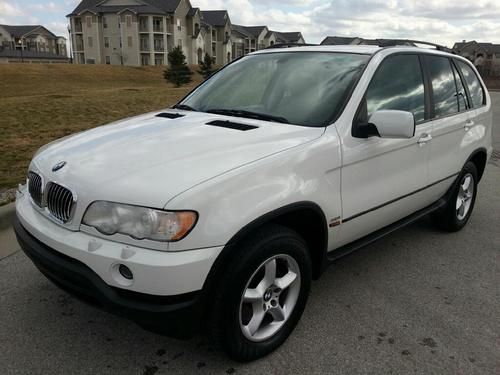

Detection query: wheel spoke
xmin=269 ymin=306 xmax=286 ymax=322
xmin=245 ymin=304 xmax=266 ymax=336
xmin=243 ymin=288 xmax=262 ymax=303
xmin=263 ymin=259 xmax=277 ymax=288
xmin=462 ymin=176 xmax=471 ymax=190
xmin=275 ymin=270 xmax=297 ymax=290
xmin=456 ymin=198 xmax=463 ymax=210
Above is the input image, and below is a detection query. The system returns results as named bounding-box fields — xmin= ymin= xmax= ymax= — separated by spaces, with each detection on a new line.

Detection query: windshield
xmin=180 ymin=52 xmax=370 ymax=127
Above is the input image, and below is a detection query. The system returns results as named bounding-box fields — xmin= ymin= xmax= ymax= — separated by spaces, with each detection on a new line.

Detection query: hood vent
xmin=206 ymin=120 xmax=258 ymax=131
xmin=156 ymin=112 xmax=185 ymax=119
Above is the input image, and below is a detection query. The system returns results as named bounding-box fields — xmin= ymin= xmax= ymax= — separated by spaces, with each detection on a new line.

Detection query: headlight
xmin=82 ymin=201 xmax=197 ymax=242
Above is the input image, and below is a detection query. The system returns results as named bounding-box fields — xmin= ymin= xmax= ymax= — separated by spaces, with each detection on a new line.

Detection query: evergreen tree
xmin=163 ymin=46 xmax=193 ymax=87
xmin=198 ymin=53 xmax=216 ymax=79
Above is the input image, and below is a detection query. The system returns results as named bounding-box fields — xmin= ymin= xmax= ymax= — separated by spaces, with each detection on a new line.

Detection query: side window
xmin=456 ymin=60 xmax=485 ymax=108
xmin=451 ymin=63 xmax=470 ymax=112
xmin=365 ymin=54 xmax=425 ymax=124
xmin=425 ymin=56 xmax=459 ymax=118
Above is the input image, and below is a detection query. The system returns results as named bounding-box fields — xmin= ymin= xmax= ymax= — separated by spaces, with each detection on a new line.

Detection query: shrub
xmin=164 ymin=46 xmax=193 ymax=87
xmin=198 ymin=53 xmax=216 ymax=79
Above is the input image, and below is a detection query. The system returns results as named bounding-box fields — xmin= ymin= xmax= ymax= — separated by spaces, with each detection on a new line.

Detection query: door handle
xmin=418 ymin=133 xmax=432 ymax=145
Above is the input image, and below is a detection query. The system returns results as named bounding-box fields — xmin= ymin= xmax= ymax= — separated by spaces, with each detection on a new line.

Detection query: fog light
xmin=118 ymin=264 xmax=133 ymax=280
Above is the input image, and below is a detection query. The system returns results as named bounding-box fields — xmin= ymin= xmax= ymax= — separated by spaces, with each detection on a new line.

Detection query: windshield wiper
xmin=206 ymin=109 xmax=290 ymax=124
xmin=173 ymin=104 xmax=197 ymax=111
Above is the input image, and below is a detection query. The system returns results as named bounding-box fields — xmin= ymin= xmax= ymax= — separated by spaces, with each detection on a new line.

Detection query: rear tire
xmin=433 ymin=161 xmax=478 ymax=232
xmin=207 ymin=224 xmax=312 ymax=362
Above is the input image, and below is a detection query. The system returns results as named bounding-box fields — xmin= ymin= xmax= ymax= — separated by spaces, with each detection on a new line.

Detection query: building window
xmin=86 ymin=58 xmax=95 ymax=64
xmin=141 ymin=54 xmax=150 ymax=66
xmin=86 ymin=16 xmax=92 ymax=28
xmin=127 ymin=36 xmax=133 ymax=48
xmin=104 ymin=37 xmax=109 ymax=48
xmin=139 ymin=16 xmax=148 ymax=32
xmin=177 ymin=19 xmax=181 ymax=31
xmin=154 ymin=38 xmax=164 ymax=51
xmin=140 ymin=36 xmax=149 ymax=51
xmin=126 ymin=15 xmax=132 ymax=28
xmin=178 ymin=39 xmax=182 ymax=47
xmin=153 ymin=17 xmax=163 ymax=32
xmin=103 ymin=16 xmax=107 ymax=28
xmin=105 ymin=56 xmax=111 ymax=64
xmin=155 ymin=55 xmax=164 ymax=65
xmin=87 ymin=36 xmax=93 ymax=48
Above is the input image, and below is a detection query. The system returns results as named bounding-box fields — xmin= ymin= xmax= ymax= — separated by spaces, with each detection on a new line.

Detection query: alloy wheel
xmin=239 ymin=254 xmax=301 ymax=342
xmin=456 ymin=173 xmax=474 ymax=221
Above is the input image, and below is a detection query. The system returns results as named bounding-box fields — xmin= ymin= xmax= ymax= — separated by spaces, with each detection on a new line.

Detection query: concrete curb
xmin=0 ymin=202 xmax=16 ymax=232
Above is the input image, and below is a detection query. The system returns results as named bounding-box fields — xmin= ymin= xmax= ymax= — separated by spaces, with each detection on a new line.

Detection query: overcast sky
xmin=1 ymin=0 xmax=499 ymax=47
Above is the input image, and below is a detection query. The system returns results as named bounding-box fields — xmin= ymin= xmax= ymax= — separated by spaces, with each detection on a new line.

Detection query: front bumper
xmin=14 ymin=217 xmax=203 ymax=338
xmin=15 ymin=191 xmax=223 ymax=296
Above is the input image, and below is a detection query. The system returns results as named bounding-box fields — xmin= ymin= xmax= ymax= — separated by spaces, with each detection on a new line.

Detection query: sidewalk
xmin=0 ymin=203 xmax=19 ymax=260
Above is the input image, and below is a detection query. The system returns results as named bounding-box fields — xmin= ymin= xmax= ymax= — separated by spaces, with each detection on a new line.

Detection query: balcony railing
xmin=74 ymin=24 xmax=83 ymax=33
xmin=153 ymin=25 xmax=163 ymax=32
xmin=139 ymin=24 xmax=149 ymax=32
xmin=154 ymin=40 xmax=164 ymax=51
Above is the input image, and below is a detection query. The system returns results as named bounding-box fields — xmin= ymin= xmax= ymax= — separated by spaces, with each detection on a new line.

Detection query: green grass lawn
xmin=0 ymin=64 xmax=202 ymax=191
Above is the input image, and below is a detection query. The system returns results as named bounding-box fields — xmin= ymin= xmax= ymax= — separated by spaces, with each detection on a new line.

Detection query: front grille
xmin=46 ymin=182 xmax=75 ymax=223
xmin=28 ymin=172 xmax=43 ymax=207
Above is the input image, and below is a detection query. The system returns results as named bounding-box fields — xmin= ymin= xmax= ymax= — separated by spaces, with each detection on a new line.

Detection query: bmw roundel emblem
xmin=52 ymin=161 xmax=67 ymax=172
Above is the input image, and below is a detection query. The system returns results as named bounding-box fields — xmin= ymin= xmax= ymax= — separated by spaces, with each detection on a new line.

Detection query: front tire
xmin=433 ymin=161 xmax=478 ymax=232
xmin=208 ymin=225 xmax=312 ymax=362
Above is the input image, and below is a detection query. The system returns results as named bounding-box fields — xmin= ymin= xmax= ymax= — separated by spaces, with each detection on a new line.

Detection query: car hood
xmin=32 ymin=110 xmax=325 ymax=208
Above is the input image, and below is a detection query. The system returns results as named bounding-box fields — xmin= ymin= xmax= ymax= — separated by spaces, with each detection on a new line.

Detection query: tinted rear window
xmin=456 ymin=60 xmax=485 ymax=108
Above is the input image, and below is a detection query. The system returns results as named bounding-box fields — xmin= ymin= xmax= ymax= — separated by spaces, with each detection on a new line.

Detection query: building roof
xmin=273 ymin=31 xmax=304 ymax=44
xmin=201 ymin=10 xmax=229 ymax=27
xmin=0 ymin=25 xmax=57 ymax=38
xmin=241 ymin=26 xmax=267 ymax=38
xmin=187 ymin=7 xmax=199 ymax=17
xmin=232 ymin=24 xmax=253 ymax=38
xmin=232 ymin=25 xmax=267 ymax=38
xmin=68 ymin=0 xmax=181 ymax=16
xmin=321 ymin=36 xmax=362 ymax=45
xmin=453 ymin=40 xmax=500 ymax=54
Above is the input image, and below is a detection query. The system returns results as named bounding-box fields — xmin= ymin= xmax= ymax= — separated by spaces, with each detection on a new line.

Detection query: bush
xmin=198 ymin=53 xmax=216 ymax=79
xmin=164 ymin=46 xmax=193 ymax=87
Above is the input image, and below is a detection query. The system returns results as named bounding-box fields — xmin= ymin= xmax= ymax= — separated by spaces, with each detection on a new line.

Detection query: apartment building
xmin=68 ymin=0 xmax=202 ymax=65
xmin=231 ymin=25 xmax=305 ymax=59
xmin=200 ymin=10 xmax=232 ymax=65
xmin=453 ymin=40 xmax=500 ymax=76
xmin=0 ymin=25 xmax=67 ymax=63
xmin=68 ymin=0 xmax=306 ymax=66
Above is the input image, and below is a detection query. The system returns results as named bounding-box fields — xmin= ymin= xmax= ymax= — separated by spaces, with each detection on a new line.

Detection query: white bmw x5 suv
xmin=15 ymin=45 xmax=492 ymax=361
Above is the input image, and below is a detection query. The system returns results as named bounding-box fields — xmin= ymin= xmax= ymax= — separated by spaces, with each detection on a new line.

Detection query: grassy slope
xmin=0 ymin=64 xmax=202 ymax=190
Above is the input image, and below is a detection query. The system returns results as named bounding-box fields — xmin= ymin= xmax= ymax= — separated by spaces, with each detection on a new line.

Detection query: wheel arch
xmin=466 ymin=148 xmax=488 ymax=181
xmin=200 ymin=202 xmax=328 ymax=311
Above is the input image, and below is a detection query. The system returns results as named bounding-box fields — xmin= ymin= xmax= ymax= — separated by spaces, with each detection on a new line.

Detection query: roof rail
xmin=377 ymin=39 xmax=453 ymax=52
xmin=265 ymin=43 xmax=318 ymax=49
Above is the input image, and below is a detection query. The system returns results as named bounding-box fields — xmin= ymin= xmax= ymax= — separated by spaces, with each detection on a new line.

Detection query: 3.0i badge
xmin=52 ymin=161 xmax=67 ymax=172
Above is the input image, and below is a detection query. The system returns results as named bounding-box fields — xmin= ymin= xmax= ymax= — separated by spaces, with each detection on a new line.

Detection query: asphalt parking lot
xmin=0 ymin=95 xmax=499 ymax=374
